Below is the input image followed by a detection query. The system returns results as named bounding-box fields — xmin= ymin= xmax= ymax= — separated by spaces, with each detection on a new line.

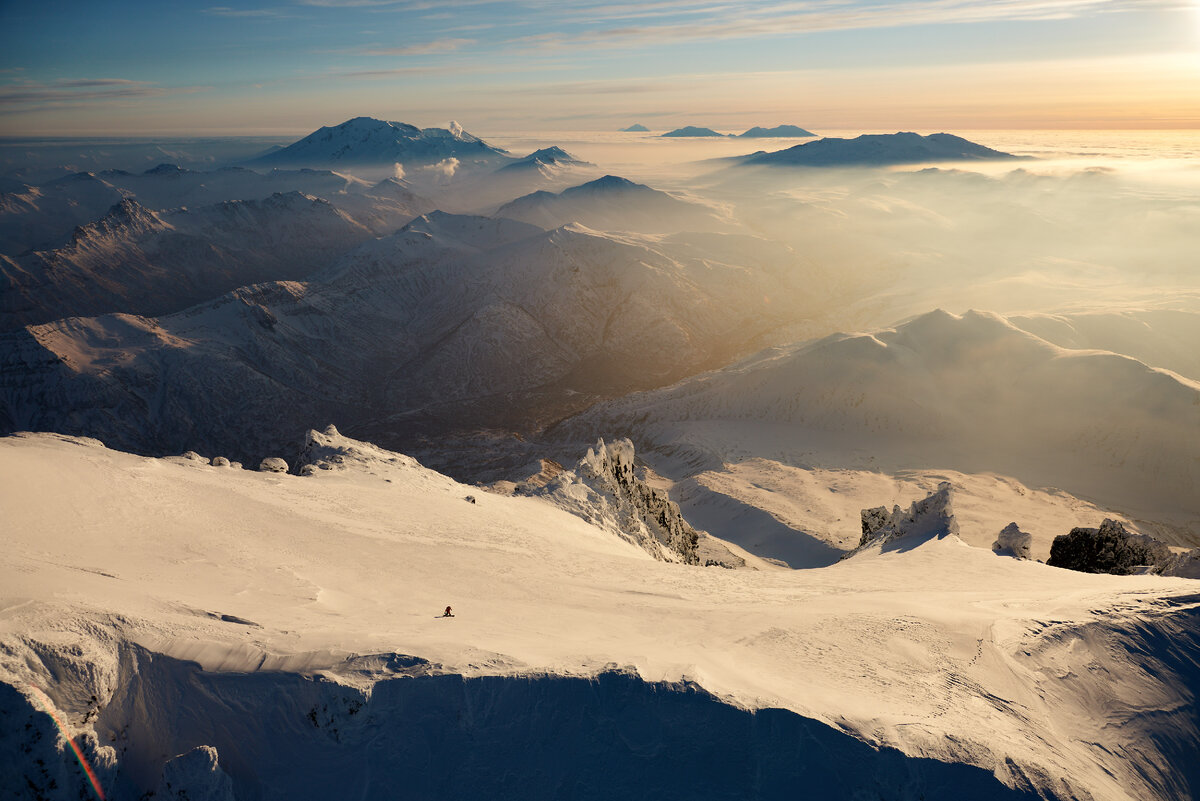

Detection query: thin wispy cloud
xmin=506 ymin=0 xmax=1186 ymax=51
xmin=0 ymin=79 xmax=205 ymax=110
xmin=362 ymin=38 xmax=476 ymax=55
xmin=202 ymin=6 xmax=292 ymax=17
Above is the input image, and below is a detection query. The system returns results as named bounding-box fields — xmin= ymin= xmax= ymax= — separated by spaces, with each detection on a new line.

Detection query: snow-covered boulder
xmin=182 ymin=451 xmax=208 ymax=463
xmin=845 ymin=482 xmax=959 ymax=558
xmin=211 ymin=456 xmax=230 ymax=468
xmin=297 ymin=424 xmax=425 ymax=475
xmin=992 ymin=522 xmax=1033 ymax=560
xmin=1047 ymin=519 xmax=1171 ymax=575
xmin=258 ymin=457 xmax=288 ymax=473
xmin=155 ymin=745 xmax=236 ymax=801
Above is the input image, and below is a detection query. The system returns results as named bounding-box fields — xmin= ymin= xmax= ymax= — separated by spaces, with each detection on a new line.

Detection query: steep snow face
xmin=0 ymin=213 xmax=815 ymax=465
xmin=3 ymin=432 xmax=1200 ymax=801
xmin=565 ymin=309 xmax=1200 ymax=541
xmin=497 ymin=174 xmax=738 ymax=234
xmin=0 ymin=193 xmax=372 ymax=330
xmin=742 ymin=132 xmax=1019 ymax=167
xmin=249 ymin=117 xmax=511 ymax=170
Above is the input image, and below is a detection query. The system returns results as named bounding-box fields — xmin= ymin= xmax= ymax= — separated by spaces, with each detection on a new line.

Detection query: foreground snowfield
xmin=2 ymin=431 xmax=1197 ymax=800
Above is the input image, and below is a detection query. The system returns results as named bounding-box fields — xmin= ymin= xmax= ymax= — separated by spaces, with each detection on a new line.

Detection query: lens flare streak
xmin=27 ymin=684 xmax=106 ymax=801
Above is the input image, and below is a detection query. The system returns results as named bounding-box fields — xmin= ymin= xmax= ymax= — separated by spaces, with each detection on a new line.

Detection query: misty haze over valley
xmin=3 ymin=110 xmax=1199 ymax=801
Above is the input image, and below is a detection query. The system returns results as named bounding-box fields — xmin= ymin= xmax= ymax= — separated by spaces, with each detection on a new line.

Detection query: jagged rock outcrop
xmin=530 ymin=438 xmax=711 ymax=564
xmin=844 ymin=482 xmax=958 ymax=558
xmin=155 ymin=745 xmax=236 ymax=801
xmin=1156 ymin=549 xmax=1200 ymax=579
xmin=993 ymin=523 xmax=1033 ymax=560
xmin=1047 ymin=519 xmax=1171 ymax=575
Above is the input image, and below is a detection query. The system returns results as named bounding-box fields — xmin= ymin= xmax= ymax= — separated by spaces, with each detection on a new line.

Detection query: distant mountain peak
xmin=741 ymin=131 xmax=1020 ymax=168
xmin=661 ymin=126 xmax=728 ymax=138
xmin=249 ymin=117 xmax=510 ymax=168
xmin=566 ymin=175 xmax=642 ymax=194
xmin=621 ymin=124 xmax=650 ymax=132
xmin=739 ymin=125 xmax=815 ymax=138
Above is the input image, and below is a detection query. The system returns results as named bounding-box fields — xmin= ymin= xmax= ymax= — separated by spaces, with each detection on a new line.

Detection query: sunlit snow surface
xmin=2 ymin=431 xmax=1198 ymax=800
xmin=3 ymin=127 xmax=1200 ymax=799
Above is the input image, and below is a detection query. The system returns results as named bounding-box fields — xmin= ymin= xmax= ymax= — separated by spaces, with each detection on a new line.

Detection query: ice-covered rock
xmin=155 ymin=745 xmax=236 ymax=801
xmin=297 ymin=425 xmax=427 ymax=476
xmin=1047 ymin=519 xmax=1171 ymax=575
xmin=992 ymin=522 xmax=1033 ymax=560
xmin=531 ymin=438 xmax=726 ymax=565
xmin=845 ymin=482 xmax=959 ymax=558
xmin=1156 ymin=549 xmax=1200 ymax=579
xmin=258 ymin=457 xmax=288 ymax=473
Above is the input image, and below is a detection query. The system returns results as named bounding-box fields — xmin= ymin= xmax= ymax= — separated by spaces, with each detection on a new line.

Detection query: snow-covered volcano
xmin=2 ymin=429 xmax=1197 ymax=800
xmin=248 ymin=117 xmax=512 ymax=170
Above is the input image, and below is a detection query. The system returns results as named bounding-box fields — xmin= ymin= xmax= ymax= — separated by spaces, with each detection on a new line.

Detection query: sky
xmin=0 ymin=0 xmax=1199 ymax=136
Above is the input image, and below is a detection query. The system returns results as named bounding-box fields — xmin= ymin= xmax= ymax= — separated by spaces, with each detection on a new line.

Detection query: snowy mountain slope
xmin=95 ymin=163 xmax=374 ymax=210
xmin=496 ymin=175 xmax=738 ymax=234
xmin=739 ymin=132 xmax=1020 ymax=167
xmin=0 ymin=193 xmax=373 ymax=330
xmin=2 ymin=431 xmax=1198 ymax=800
xmin=0 ymin=213 xmax=815 ymax=466
xmin=1008 ymin=309 xmax=1200 ymax=381
xmin=499 ymin=146 xmax=592 ymax=173
xmin=561 ymin=309 xmax=1200 ymax=541
xmin=248 ymin=117 xmax=511 ymax=171
xmin=0 ymin=172 xmax=129 ymax=254
xmin=673 ymin=459 xmax=1144 ymax=567
xmin=0 ymin=165 xmax=432 ymax=261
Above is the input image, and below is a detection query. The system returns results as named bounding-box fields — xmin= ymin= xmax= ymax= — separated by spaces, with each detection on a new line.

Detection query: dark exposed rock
xmin=1047 ymin=519 xmax=1170 ymax=575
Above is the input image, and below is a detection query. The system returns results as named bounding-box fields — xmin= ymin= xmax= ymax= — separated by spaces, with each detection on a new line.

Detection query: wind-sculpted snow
xmin=3 ymin=651 xmax=1053 ymax=801
xmin=3 ymin=433 xmax=1200 ymax=801
xmin=0 ymin=212 xmax=815 ymax=466
xmin=848 ymin=482 xmax=960 ymax=558
xmin=0 ymin=193 xmax=373 ymax=330
xmin=563 ymin=309 xmax=1200 ymax=540
xmin=993 ymin=523 xmax=1034 ymax=560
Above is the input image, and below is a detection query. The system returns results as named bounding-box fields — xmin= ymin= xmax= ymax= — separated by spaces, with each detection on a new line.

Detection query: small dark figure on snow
xmin=443 ymin=606 xmax=454 ymax=617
